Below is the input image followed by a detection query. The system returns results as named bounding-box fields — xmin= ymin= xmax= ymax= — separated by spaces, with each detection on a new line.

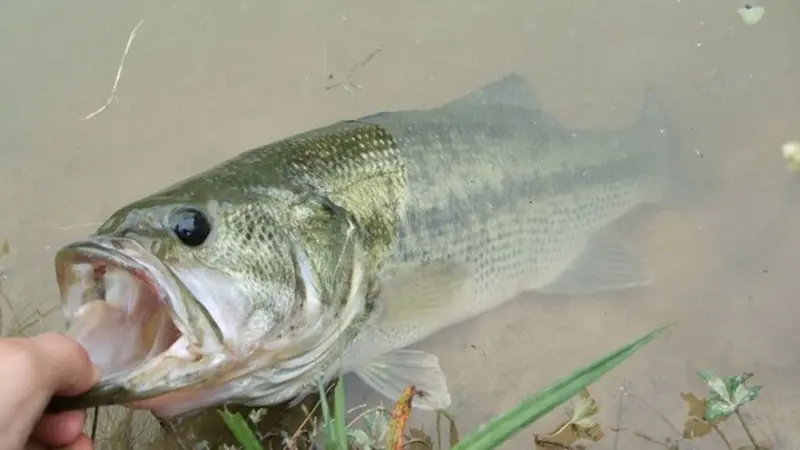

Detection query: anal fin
xmin=538 ymin=226 xmax=653 ymax=296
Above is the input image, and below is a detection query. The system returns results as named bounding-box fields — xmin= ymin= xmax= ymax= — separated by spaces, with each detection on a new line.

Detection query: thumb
xmin=29 ymin=332 xmax=100 ymax=397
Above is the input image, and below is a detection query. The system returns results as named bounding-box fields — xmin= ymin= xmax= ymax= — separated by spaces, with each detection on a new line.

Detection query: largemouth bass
xmin=47 ymin=73 xmax=681 ymax=418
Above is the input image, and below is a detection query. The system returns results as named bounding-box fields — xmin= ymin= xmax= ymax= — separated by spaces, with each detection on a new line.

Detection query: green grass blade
xmin=451 ymin=325 xmax=669 ymax=450
xmin=318 ymin=376 xmax=349 ymax=450
xmin=218 ymin=408 xmax=264 ymax=450
xmin=317 ymin=382 xmax=337 ymax=449
xmin=333 ymin=375 xmax=348 ymax=450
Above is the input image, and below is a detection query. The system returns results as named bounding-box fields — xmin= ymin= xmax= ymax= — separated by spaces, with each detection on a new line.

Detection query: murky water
xmin=1 ymin=0 xmax=798 ymax=449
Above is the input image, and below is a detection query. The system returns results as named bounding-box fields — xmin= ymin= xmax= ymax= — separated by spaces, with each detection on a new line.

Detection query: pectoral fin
xmin=355 ymin=349 xmax=451 ymax=410
xmin=377 ymin=263 xmax=472 ymax=329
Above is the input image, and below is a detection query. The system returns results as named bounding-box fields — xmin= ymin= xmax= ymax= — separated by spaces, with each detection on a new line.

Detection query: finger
xmin=30 ymin=410 xmax=85 ymax=447
xmin=29 ymin=332 xmax=99 ymax=396
xmin=24 ymin=441 xmax=47 ymax=450
xmin=55 ymin=434 xmax=94 ymax=450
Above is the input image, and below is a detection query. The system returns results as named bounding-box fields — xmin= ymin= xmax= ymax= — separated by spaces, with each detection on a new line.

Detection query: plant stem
xmin=735 ymin=410 xmax=758 ymax=447
xmin=632 ymin=431 xmax=672 ymax=449
xmin=91 ymin=406 xmax=99 ymax=440
xmin=533 ymin=436 xmax=572 ymax=449
xmin=711 ymin=424 xmax=733 ymax=450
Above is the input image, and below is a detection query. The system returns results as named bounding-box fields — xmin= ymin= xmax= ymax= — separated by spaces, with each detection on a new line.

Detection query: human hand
xmin=0 ymin=332 xmax=99 ymax=450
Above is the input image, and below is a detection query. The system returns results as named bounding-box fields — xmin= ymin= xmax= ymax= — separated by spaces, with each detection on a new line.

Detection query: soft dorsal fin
xmin=443 ymin=72 xmax=542 ymax=111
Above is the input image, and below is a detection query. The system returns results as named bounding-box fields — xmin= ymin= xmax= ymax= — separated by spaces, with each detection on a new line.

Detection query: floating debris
xmin=737 ymin=4 xmax=765 ymax=26
xmin=782 ymin=141 xmax=800 ymax=172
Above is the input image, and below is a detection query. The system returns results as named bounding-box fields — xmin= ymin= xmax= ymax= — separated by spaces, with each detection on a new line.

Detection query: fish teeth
xmin=62 ymin=263 xmax=96 ymax=319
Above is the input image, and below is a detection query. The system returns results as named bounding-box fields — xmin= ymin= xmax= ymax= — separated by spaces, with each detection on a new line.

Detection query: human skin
xmin=0 ymin=332 xmax=98 ymax=450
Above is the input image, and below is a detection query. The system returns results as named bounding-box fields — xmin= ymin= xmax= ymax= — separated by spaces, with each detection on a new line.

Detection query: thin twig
xmin=533 ymin=435 xmax=573 ymax=449
xmin=288 ymin=383 xmax=337 ymax=444
xmin=79 ymin=19 xmax=144 ymax=121
xmin=324 ymin=46 xmax=383 ymax=94
xmin=735 ymin=410 xmax=759 ymax=447
xmin=711 ymin=424 xmax=733 ymax=450
xmin=632 ymin=431 xmax=673 ymax=449
xmin=56 ymin=221 xmax=102 ymax=231
xmin=613 ymin=384 xmax=626 ymax=450
xmin=347 ymin=405 xmax=387 ymax=429
xmin=625 ymin=391 xmax=682 ymax=435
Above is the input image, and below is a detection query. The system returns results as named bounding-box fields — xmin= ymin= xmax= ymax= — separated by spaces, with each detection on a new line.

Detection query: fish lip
xmin=54 ymin=235 xmax=224 ymax=377
xmin=55 ymin=236 xmax=189 ymax=335
xmin=50 ymin=235 xmax=235 ymax=412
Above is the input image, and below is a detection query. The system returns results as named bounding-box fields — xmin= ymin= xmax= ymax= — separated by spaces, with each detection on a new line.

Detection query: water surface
xmin=1 ymin=1 xmax=798 ymax=448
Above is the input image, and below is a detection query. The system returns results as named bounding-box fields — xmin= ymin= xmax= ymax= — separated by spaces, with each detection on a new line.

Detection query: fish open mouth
xmin=55 ymin=237 xmax=184 ymax=378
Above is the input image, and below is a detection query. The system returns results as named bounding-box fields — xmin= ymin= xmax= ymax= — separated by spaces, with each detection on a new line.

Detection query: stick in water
xmin=79 ymin=19 xmax=144 ymax=121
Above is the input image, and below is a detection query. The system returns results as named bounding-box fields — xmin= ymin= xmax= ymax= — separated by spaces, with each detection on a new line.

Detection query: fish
xmin=46 ymin=73 xmax=683 ymax=418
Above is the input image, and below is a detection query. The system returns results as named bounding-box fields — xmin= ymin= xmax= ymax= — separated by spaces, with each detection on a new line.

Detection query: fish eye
xmin=170 ymin=208 xmax=211 ymax=247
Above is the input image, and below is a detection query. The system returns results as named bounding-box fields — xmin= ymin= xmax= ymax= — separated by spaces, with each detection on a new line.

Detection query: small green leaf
xmin=697 ymin=371 xmax=763 ymax=421
xmin=218 ymin=408 xmax=264 ymax=450
xmin=703 ymin=399 xmax=735 ymax=421
xmin=363 ymin=409 xmax=390 ymax=443
xmin=347 ymin=429 xmax=373 ymax=449
xmin=726 ymin=375 xmax=744 ymax=395
xmin=732 ymin=383 xmax=761 ymax=406
xmin=697 ymin=371 xmax=731 ymax=403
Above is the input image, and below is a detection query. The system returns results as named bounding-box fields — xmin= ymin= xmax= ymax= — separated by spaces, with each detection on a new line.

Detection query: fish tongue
xmin=67 ymin=299 xmax=122 ymax=340
xmin=67 ymin=299 xmax=140 ymax=374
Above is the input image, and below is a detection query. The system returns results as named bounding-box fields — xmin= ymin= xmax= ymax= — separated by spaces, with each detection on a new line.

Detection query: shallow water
xmin=1 ymin=0 xmax=799 ymax=448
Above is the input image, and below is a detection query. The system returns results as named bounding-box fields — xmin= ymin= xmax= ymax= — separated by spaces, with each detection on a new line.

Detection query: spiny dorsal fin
xmin=444 ymin=72 xmax=542 ymax=111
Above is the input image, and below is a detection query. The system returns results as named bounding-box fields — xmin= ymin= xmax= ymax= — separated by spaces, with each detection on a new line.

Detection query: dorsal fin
xmin=443 ymin=72 xmax=542 ymax=111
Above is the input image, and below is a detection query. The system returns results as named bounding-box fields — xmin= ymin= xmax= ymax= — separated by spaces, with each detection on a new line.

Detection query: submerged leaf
xmin=569 ymin=390 xmax=600 ymax=427
xmin=449 ymin=416 xmax=460 ymax=447
xmin=696 ymin=371 xmax=762 ymax=421
xmin=362 ymin=409 xmax=391 ymax=444
xmin=697 ymin=371 xmax=731 ymax=403
xmin=681 ymin=392 xmax=708 ymax=420
xmin=732 ymin=383 xmax=762 ymax=406
xmin=682 ymin=416 xmax=714 ymax=440
xmin=407 ymin=428 xmax=433 ymax=450
xmin=539 ymin=389 xmax=604 ymax=446
xmin=704 ymin=398 xmax=735 ymax=421
xmin=681 ymin=392 xmax=723 ymax=439
xmin=347 ymin=428 xmax=374 ymax=450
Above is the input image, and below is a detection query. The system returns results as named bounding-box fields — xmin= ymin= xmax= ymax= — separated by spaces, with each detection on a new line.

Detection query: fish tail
xmin=624 ymin=85 xmax=692 ymax=208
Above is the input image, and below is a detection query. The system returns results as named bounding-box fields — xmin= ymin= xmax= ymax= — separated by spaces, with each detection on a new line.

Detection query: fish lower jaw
xmin=63 ymin=264 xmax=182 ymax=378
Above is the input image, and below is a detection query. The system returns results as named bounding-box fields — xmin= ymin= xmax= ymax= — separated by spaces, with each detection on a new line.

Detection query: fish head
xmin=51 ymin=183 xmax=368 ymax=417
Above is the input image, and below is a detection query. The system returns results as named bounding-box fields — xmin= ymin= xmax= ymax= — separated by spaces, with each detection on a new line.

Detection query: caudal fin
xmin=624 ymin=86 xmax=694 ymax=208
